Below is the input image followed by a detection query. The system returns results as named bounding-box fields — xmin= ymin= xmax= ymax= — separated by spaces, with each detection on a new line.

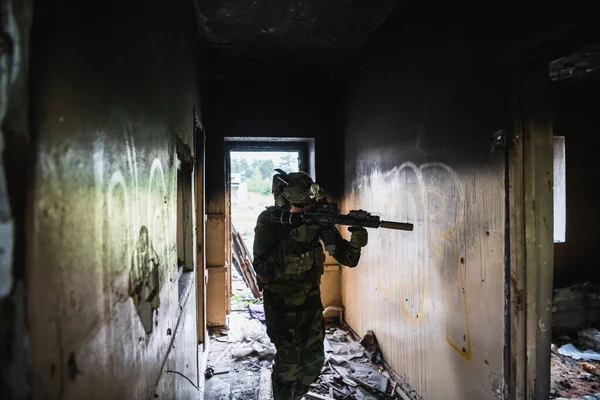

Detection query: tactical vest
xmin=264 ymin=208 xmax=325 ymax=305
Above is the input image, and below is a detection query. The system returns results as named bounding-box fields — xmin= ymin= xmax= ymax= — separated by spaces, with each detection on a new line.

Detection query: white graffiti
xmin=349 ymin=162 xmax=471 ymax=359
xmin=93 ymin=133 xmax=171 ymax=333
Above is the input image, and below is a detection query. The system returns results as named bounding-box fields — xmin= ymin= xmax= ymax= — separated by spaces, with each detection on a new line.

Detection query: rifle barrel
xmin=380 ymin=220 xmax=414 ymax=231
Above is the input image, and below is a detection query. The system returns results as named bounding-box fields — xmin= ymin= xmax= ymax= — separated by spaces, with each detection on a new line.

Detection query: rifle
xmin=268 ymin=198 xmax=413 ymax=253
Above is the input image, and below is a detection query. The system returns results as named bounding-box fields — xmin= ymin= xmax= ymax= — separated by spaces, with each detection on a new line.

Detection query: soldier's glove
xmin=290 ymin=224 xmax=320 ymax=243
xmin=349 ymin=227 xmax=368 ymax=248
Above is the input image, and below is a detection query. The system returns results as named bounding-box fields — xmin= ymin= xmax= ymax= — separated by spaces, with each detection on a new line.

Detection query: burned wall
xmin=28 ymin=0 xmax=201 ymax=398
xmin=203 ymin=63 xmax=345 ymax=211
xmin=341 ymin=10 xmax=507 ymax=400
xmin=553 ymin=79 xmax=600 ymax=288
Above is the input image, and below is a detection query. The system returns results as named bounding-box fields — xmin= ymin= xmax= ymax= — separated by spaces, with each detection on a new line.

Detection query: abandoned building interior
xmin=2 ymin=0 xmax=600 ymax=399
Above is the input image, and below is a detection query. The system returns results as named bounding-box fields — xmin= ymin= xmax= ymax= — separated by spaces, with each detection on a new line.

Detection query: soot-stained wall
xmin=553 ymin=80 xmax=600 ymax=288
xmin=28 ymin=0 xmax=201 ymax=398
xmin=204 ymin=64 xmax=345 ymax=211
xmin=341 ymin=13 xmax=507 ymax=400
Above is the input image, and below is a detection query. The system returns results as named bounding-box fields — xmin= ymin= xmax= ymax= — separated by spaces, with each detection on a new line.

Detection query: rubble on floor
xmin=550 ymin=352 xmax=600 ymax=400
xmin=551 ymin=325 xmax=600 ymax=399
xmin=308 ymin=326 xmax=410 ymax=400
xmin=205 ymin=227 xmax=410 ymax=399
xmin=204 ymin=307 xmax=411 ymax=400
xmin=205 ymin=311 xmax=274 ymax=400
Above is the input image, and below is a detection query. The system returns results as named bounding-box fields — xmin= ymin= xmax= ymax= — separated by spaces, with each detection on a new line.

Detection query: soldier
xmin=253 ymin=171 xmax=368 ymax=400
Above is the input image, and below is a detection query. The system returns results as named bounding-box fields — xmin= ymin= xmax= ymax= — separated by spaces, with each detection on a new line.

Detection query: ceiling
xmin=195 ymin=0 xmax=399 ymax=67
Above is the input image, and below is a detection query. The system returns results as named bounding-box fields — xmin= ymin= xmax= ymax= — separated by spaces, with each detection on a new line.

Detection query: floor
xmin=203 ymin=268 xmax=271 ymax=400
xmin=550 ymin=347 xmax=600 ymax=399
xmin=202 ymin=268 xmax=405 ymax=400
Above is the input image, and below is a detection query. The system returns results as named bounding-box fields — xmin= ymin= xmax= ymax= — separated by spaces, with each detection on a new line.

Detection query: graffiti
xmin=93 ymin=133 xmax=171 ymax=334
xmin=351 ymin=162 xmax=471 ymax=360
xmin=128 ymin=226 xmax=160 ymax=333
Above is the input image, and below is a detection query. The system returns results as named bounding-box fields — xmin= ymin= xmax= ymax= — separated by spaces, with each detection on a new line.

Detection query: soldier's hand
xmin=290 ymin=224 xmax=320 ymax=243
xmin=349 ymin=227 xmax=368 ymax=248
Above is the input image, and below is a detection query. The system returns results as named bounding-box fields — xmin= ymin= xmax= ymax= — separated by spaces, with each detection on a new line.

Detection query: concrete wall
xmin=553 ymin=80 xmax=600 ymax=287
xmin=28 ymin=1 xmax=201 ymax=398
xmin=341 ymin=14 xmax=507 ymax=400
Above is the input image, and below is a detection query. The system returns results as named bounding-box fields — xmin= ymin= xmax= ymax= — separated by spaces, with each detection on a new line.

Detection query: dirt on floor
xmin=204 ymin=307 xmax=409 ymax=400
xmin=550 ymin=349 xmax=600 ymax=399
xmin=204 ymin=331 xmax=269 ymax=400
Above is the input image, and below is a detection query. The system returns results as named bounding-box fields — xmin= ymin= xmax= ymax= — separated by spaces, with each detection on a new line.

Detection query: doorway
xmin=227 ymin=146 xmax=306 ymax=309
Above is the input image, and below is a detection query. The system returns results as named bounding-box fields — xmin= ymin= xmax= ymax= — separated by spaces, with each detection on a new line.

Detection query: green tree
xmin=247 ymin=166 xmax=271 ymax=194
xmin=231 ymin=158 xmax=251 ymax=178
xmin=257 ymin=159 xmax=275 ymax=179
xmin=279 ymin=153 xmax=298 ymax=172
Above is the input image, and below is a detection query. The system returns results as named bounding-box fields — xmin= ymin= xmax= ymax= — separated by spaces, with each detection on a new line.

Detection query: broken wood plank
xmin=259 ymin=366 xmax=272 ymax=400
xmin=231 ymin=225 xmax=261 ymax=298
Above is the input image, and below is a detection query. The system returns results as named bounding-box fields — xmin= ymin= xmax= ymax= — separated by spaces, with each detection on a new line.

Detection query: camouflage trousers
xmin=263 ymin=288 xmax=325 ymax=400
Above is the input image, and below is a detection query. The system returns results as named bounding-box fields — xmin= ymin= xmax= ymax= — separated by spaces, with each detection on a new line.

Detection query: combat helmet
xmin=272 ymin=169 xmax=321 ymax=208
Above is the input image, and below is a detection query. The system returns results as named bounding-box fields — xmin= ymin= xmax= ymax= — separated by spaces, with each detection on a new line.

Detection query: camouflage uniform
xmin=253 ymin=172 xmax=366 ymax=400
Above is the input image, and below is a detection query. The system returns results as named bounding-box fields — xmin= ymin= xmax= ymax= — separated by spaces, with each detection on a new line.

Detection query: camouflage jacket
xmin=253 ymin=207 xmax=361 ymax=304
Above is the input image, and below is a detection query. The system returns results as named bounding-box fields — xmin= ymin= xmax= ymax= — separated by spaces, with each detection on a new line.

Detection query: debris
xmin=328 ymin=356 xmax=389 ymax=393
xmin=359 ymin=330 xmax=382 ymax=361
xmin=205 ymin=366 xmax=230 ymax=379
xmin=580 ymin=329 xmax=600 ymax=352
xmin=249 ymin=302 xmax=265 ymax=322
xmin=323 ymin=337 xmax=333 ymax=354
xmin=232 ymin=224 xmax=261 ymax=298
xmin=305 ymin=391 xmax=335 ymax=400
xmin=349 ymin=374 xmax=395 ymax=399
xmin=583 ymin=363 xmax=599 ymax=376
xmin=231 ymin=345 xmax=255 ymax=358
xmin=552 ymin=343 xmax=561 ymax=355
xmin=308 ymin=327 xmax=416 ymax=400
xmin=558 ymin=343 xmax=600 ymax=361
xmin=329 ymin=329 xmax=348 ymax=342
xmin=551 ymin=352 xmax=600 ymax=398
xmin=227 ymin=313 xmax=275 ymax=359
xmin=327 ymin=340 xmax=365 ymax=359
